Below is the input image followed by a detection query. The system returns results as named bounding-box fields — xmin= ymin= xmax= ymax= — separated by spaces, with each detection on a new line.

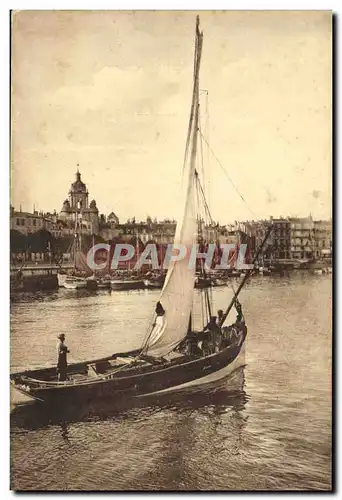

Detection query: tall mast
xmin=79 ymin=203 xmax=82 ymax=255
xmin=142 ymin=17 xmax=204 ymax=356
xmin=178 ymin=16 xmax=203 ymax=242
xmin=189 ymin=16 xmax=202 ymax=178
xmin=73 ymin=207 xmax=78 ymax=272
xmin=182 ymin=16 xmax=203 ymax=180
xmin=136 ymin=231 xmax=140 ymax=263
xmin=188 ymin=17 xmax=203 ymax=330
xmin=92 ymin=233 xmax=95 ymax=276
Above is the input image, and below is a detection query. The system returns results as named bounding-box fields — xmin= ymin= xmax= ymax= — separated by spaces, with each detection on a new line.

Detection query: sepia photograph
xmin=10 ymin=10 xmax=332 ymax=491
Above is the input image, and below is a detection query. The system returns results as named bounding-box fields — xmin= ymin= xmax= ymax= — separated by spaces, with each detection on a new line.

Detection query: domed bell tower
xmin=69 ymin=168 xmax=89 ymax=211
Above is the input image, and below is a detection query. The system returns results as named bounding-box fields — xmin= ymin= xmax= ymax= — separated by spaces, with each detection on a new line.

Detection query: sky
xmin=11 ymin=10 xmax=332 ymax=224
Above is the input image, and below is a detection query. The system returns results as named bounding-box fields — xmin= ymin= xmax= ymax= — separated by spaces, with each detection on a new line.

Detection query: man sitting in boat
xmin=221 ymin=299 xmax=247 ymax=347
xmin=183 ymin=331 xmax=203 ymax=357
xmin=217 ymin=309 xmax=224 ymax=326
xmin=178 ymin=316 xmax=220 ymax=357
xmin=56 ymin=334 xmax=70 ymax=382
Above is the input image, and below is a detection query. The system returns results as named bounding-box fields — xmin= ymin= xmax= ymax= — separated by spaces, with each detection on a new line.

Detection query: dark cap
xmin=57 ymin=334 xmax=66 ymax=340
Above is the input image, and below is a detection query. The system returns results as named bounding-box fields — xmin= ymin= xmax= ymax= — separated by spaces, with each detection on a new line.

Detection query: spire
xmin=76 ymin=163 xmax=81 ymax=181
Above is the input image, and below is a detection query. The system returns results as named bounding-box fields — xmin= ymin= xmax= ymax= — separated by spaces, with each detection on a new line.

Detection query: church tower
xmin=69 ymin=168 xmax=89 ymax=210
xmin=59 ymin=166 xmax=100 ymax=235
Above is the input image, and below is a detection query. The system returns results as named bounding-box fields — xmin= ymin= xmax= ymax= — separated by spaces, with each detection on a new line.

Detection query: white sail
xmin=145 ymin=19 xmax=203 ymax=357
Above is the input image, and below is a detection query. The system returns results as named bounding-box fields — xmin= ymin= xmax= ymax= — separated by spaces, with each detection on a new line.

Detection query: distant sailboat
xmin=110 ymin=233 xmax=146 ymax=290
xmin=90 ymin=234 xmax=111 ymax=289
xmin=11 ymin=17 xmax=272 ymax=405
xmin=57 ymin=203 xmax=89 ymax=289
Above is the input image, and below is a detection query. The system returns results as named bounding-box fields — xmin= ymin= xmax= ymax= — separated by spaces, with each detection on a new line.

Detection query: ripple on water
xmin=10 ymin=274 xmax=332 ymax=491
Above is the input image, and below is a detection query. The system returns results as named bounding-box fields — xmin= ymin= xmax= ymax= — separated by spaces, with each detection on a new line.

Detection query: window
xmin=16 ymin=218 xmax=20 ymax=226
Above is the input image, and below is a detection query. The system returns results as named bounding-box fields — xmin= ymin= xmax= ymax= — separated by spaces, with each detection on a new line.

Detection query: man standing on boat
xmin=217 ymin=309 xmax=224 ymax=325
xmin=56 ymin=334 xmax=70 ymax=382
xmin=201 ymin=316 xmax=222 ymax=354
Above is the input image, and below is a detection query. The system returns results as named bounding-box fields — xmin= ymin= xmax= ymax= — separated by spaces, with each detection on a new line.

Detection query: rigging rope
xmin=195 ymin=171 xmax=214 ymax=227
xmin=198 ymin=129 xmax=259 ymax=220
xmin=198 ymin=105 xmax=207 ymax=202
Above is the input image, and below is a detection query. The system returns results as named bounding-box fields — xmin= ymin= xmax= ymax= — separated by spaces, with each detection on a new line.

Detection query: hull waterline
xmin=11 ymin=336 xmax=246 ymax=407
xmin=138 ymin=343 xmax=246 ymax=397
xmin=110 ymin=280 xmax=146 ymax=291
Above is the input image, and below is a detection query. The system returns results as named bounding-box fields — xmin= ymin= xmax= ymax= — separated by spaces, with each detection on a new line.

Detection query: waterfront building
xmin=313 ymin=219 xmax=332 ymax=259
xmin=116 ymin=218 xmax=177 ymax=245
xmin=11 ymin=169 xmax=332 ymax=264
xmin=10 ymin=207 xmax=63 ymax=238
xmin=290 ymin=215 xmax=315 ymax=260
xmin=244 ymin=220 xmax=271 ymax=258
xmin=270 ymin=217 xmax=292 ymax=259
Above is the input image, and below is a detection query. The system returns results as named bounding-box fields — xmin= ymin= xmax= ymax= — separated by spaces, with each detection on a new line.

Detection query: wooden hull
xmin=58 ymin=273 xmax=88 ymax=289
xmin=195 ymin=278 xmax=212 ymax=288
xmin=96 ymin=280 xmax=111 ymax=289
xmin=110 ymin=280 xmax=146 ymax=290
xmin=212 ymin=279 xmax=228 ymax=287
xmin=144 ymin=280 xmax=164 ymax=289
xmin=11 ymin=338 xmax=246 ymax=406
xmin=259 ymin=269 xmax=272 ymax=276
xmin=57 ymin=272 xmax=68 ymax=287
xmin=63 ymin=280 xmax=88 ymax=289
xmin=140 ymin=344 xmax=245 ymax=397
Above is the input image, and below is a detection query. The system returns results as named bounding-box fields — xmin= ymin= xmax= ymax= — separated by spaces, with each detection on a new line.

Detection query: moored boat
xmin=258 ymin=266 xmax=272 ymax=276
xmin=195 ymin=276 xmax=212 ymax=288
xmin=57 ymin=272 xmax=68 ymax=288
xmin=144 ymin=279 xmax=163 ymax=289
xmin=96 ymin=278 xmax=111 ymax=289
xmin=110 ymin=279 xmax=146 ymax=291
xmin=63 ymin=277 xmax=88 ymax=289
xmin=314 ymin=269 xmax=323 ymax=275
xmin=57 ymin=204 xmax=95 ymax=290
xmin=144 ymin=272 xmax=166 ymax=289
xmin=10 ymin=17 xmax=272 ymax=407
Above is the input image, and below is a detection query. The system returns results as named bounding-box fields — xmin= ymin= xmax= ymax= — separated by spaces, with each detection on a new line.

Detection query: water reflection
xmin=11 ymin=368 xmax=247 ymax=434
xmin=10 ymin=274 xmax=332 ymax=491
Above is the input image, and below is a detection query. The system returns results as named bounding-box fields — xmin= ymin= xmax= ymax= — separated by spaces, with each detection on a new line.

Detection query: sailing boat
xmin=57 ymin=203 xmax=90 ymax=289
xmin=89 ymin=234 xmax=111 ymax=289
xmin=110 ymin=233 xmax=146 ymax=290
xmin=11 ymin=17 xmax=271 ymax=405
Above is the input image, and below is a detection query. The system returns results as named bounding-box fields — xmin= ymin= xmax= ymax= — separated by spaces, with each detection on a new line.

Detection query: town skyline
xmin=11 ymin=167 xmax=332 ymax=226
xmin=12 ymin=11 xmax=331 ymax=222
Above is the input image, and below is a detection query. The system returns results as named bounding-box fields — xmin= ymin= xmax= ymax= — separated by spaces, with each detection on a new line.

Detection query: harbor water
xmin=10 ymin=273 xmax=332 ymax=491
